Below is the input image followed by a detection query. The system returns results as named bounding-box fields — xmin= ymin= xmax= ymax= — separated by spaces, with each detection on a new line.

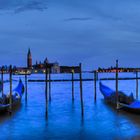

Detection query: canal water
xmin=0 ymin=73 xmax=140 ymax=140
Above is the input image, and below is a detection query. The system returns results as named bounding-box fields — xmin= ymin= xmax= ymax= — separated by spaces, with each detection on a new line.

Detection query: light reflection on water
xmin=0 ymin=73 xmax=140 ymax=140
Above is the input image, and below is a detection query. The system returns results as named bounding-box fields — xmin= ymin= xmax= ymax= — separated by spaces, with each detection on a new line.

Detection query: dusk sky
xmin=0 ymin=0 xmax=140 ymax=70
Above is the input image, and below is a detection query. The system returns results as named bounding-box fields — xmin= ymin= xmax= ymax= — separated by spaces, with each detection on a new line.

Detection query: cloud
xmin=14 ymin=1 xmax=47 ymax=13
xmin=0 ymin=0 xmax=48 ymax=12
xmin=64 ymin=17 xmax=92 ymax=22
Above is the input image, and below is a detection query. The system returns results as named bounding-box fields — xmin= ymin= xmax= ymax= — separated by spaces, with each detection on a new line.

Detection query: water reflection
xmin=0 ymin=74 xmax=140 ymax=139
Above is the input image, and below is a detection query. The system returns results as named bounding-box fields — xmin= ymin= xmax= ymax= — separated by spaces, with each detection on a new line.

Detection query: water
xmin=0 ymin=73 xmax=140 ymax=139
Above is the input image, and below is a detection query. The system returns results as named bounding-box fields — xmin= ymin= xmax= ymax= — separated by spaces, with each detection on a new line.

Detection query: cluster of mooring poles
xmin=1 ymin=60 xmax=139 ymax=117
xmin=107 ymin=60 xmax=139 ymax=109
xmin=95 ymin=60 xmax=139 ymax=110
xmin=44 ymin=63 xmax=86 ymax=118
xmin=115 ymin=60 xmax=139 ymax=109
xmin=1 ymin=65 xmax=13 ymax=114
xmin=45 ymin=60 xmax=140 ymax=115
xmin=1 ymin=66 xmax=28 ymax=115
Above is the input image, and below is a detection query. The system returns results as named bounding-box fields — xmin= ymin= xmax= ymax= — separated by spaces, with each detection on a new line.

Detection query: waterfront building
xmin=60 ymin=66 xmax=80 ymax=73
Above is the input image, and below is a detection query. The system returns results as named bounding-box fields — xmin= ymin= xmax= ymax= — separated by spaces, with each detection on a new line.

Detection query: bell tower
xmin=27 ymin=48 xmax=32 ymax=68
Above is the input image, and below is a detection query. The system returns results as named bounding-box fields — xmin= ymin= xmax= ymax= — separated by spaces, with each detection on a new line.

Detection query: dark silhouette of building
xmin=60 ymin=66 xmax=80 ymax=73
xmin=27 ymin=48 xmax=32 ymax=68
xmin=32 ymin=58 xmax=60 ymax=74
xmin=44 ymin=57 xmax=49 ymax=64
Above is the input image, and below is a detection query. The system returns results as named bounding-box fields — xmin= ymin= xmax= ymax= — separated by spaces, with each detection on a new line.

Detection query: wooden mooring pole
xmin=48 ymin=69 xmax=51 ymax=102
xmin=79 ymin=63 xmax=84 ymax=116
xmin=45 ymin=65 xmax=49 ymax=118
xmin=94 ymin=71 xmax=97 ymax=102
xmin=1 ymin=66 xmax=4 ymax=97
xmin=136 ymin=71 xmax=139 ymax=100
xmin=9 ymin=65 xmax=12 ymax=114
xmin=96 ymin=72 xmax=99 ymax=81
xmin=25 ymin=70 xmax=28 ymax=102
xmin=116 ymin=60 xmax=119 ymax=109
xmin=72 ymin=70 xmax=74 ymax=101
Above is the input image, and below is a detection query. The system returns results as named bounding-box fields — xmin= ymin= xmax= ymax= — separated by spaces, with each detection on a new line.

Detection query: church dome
xmin=44 ymin=57 xmax=49 ymax=64
xmin=54 ymin=61 xmax=59 ymax=65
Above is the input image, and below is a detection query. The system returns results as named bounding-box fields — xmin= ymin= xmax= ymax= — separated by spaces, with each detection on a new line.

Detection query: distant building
xmin=32 ymin=58 xmax=60 ymax=74
xmin=27 ymin=48 xmax=32 ymax=69
xmin=44 ymin=57 xmax=49 ymax=64
xmin=60 ymin=66 xmax=80 ymax=73
xmin=52 ymin=62 xmax=60 ymax=73
xmin=97 ymin=67 xmax=140 ymax=73
xmin=26 ymin=49 xmax=81 ymax=74
xmin=13 ymin=67 xmax=31 ymax=75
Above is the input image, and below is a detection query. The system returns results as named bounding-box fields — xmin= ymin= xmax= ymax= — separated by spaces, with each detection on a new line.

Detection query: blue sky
xmin=0 ymin=0 xmax=140 ymax=70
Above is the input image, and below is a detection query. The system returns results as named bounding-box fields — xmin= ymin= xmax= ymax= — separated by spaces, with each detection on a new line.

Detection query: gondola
xmin=0 ymin=79 xmax=24 ymax=113
xmin=99 ymin=82 xmax=140 ymax=113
